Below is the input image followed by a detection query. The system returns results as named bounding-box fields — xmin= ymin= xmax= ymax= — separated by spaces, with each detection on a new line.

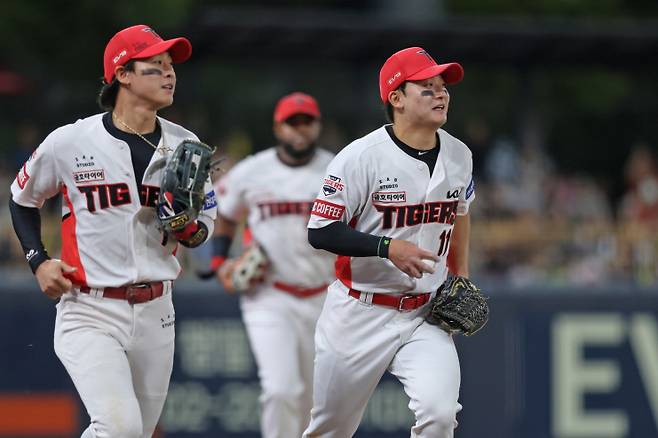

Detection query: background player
xmin=210 ymin=92 xmax=335 ymax=438
xmin=303 ymin=47 xmax=474 ymax=437
xmin=8 ymin=25 xmax=216 ymax=438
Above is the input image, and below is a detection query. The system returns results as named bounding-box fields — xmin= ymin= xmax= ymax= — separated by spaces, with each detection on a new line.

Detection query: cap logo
xmin=416 ymin=49 xmax=435 ymax=63
xmin=113 ymin=49 xmax=127 ymax=64
xmin=141 ymin=27 xmax=161 ymax=39
xmin=387 ymin=71 xmax=401 ymax=85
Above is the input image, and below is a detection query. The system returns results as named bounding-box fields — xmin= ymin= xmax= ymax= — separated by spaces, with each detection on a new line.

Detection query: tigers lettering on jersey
xmin=258 ymin=201 xmax=314 ymax=220
xmin=374 ymin=200 xmax=458 ymax=229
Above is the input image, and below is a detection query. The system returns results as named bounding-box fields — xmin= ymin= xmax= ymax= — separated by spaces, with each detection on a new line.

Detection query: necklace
xmin=113 ymin=113 xmax=172 ymax=155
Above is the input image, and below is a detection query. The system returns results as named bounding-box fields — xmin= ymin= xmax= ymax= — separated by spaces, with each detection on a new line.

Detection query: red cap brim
xmin=132 ymin=37 xmax=192 ymax=64
xmin=407 ymin=62 xmax=464 ymax=85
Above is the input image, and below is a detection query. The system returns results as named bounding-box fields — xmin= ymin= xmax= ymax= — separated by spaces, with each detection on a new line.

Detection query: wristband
xmin=377 ymin=236 xmax=392 ymax=259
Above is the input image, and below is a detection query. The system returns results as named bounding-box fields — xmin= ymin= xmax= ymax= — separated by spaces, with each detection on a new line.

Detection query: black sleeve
xmin=308 ymin=222 xmax=391 ymax=258
xmin=8 ymin=198 xmax=51 ymax=273
xmin=212 ymin=235 xmax=233 ymax=258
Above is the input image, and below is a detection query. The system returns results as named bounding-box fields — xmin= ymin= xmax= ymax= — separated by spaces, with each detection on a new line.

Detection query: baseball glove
xmin=425 ymin=275 xmax=489 ymax=336
xmin=220 ymin=244 xmax=269 ymax=292
xmin=157 ymin=139 xmax=216 ymax=234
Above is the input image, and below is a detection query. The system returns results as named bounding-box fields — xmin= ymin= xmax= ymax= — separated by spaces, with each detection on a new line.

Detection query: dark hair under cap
xmin=96 ymin=60 xmax=135 ymax=111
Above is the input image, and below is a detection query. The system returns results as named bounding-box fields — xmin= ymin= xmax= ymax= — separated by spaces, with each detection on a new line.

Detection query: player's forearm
xmin=447 ymin=213 xmax=470 ymax=277
xmin=8 ymin=198 xmax=50 ymax=273
xmin=210 ymin=215 xmax=237 ymax=268
xmin=308 ymin=222 xmax=391 ymax=258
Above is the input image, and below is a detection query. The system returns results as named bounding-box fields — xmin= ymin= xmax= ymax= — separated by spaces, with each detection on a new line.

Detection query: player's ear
xmin=115 ymin=66 xmax=131 ymax=85
xmin=388 ymin=90 xmax=404 ymax=110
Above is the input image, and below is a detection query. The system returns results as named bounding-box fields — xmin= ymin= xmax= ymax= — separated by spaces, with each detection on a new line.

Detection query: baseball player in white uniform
xmin=8 ymin=25 xmax=216 ymax=438
xmin=303 ymin=47 xmax=474 ymax=437
xmin=209 ymin=92 xmax=335 ymax=438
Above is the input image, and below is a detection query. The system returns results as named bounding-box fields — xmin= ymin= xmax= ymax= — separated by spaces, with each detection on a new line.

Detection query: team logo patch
xmin=322 ymin=175 xmax=344 ymax=196
xmin=311 ymin=199 xmax=345 ymax=220
xmin=74 ymin=169 xmax=105 ymax=184
xmin=16 ymin=163 xmax=30 ymax=189
xmin=203 ymin=190 xmax=217 ymax=210
xmin=372 ymin=191 xmax=406 ymax=204
xmin=465 ymin=178 xmax=475 ymax=200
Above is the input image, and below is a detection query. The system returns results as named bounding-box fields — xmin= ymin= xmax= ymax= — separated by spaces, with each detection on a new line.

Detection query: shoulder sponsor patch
xmin=16 ymin=163 xmax=30 ymax=189
xmin=322 ymin=175 xmax=344 ymax=196
xmin=465 ymin=178 xmax=475 ymax=200
xmin=372 ymin=191 xmax=406 ymax=204
xmin=311 ymin=199 xmax=345 ymax=220
xmin=203 ymin=190 xmax=218 ymax=210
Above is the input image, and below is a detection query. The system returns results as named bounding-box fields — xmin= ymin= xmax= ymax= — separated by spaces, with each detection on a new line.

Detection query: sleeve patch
xmin=17 ymin=163 xmax=30 ymax=189
xmin=311 ymin=199 xmax=345 ymax=220
xmin=322 ymin=175 xmax=344 ymax=196
xmin=465 ymin=178 xmax=475 ymax=200
xmin=203 ymin=190 xmax=217 ymax=210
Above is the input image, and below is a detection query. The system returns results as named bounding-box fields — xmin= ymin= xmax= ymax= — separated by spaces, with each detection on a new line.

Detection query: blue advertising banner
xmin=1 ymin=282 xmax=657 ymax=437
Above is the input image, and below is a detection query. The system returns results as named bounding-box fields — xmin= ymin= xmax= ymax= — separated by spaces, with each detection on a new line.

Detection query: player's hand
xmin=35 ymin=259 xmax=77 ymax=299
xmin=388 ymin=240 xmax=439 ymax=279
xmin=216 ymin=259 xmax=237 ymax=294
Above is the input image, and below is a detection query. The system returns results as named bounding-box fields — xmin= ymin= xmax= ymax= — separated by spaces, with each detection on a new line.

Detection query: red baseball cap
xmin=103 ymin=24 xmax=192 ymax=84
xmin=273 ymin=92 xmax=321 ymax=123
xmin=379 ymin=47 xmax=464 ymax=103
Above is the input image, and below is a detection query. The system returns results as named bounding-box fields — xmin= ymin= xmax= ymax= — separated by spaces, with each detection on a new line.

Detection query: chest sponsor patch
xmin=371 ymin=191 xmax=406 ymax=203
xmin=16 ymin=163 xmax=30 ymax=189
xmin=203 ymin=190 xmax=218 ymax=210
xmin=322 ymin=175 xmax=344 ymax=196
xmin=465 ymin=178 xmax=475 ymax=200
xmin=311 ymin=199 xmax=345 ymax=220
xmin=74 ymin=169 xmax=105 ymax=184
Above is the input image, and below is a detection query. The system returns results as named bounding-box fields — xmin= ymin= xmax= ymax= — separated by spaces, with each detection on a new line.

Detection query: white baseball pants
xmin=54 ymin=287 xmax=175 ymax=438
xmin=303 ymin=280 xmax=461 ymax=438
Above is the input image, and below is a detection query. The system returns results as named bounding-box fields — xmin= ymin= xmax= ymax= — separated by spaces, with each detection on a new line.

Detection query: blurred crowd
xmin=2 ymin=112 xmax=658 ymax=290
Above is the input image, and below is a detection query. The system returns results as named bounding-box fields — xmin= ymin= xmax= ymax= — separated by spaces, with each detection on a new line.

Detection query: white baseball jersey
xmin=308 ymin=125 xmax=474 ymax=294
xmin=10 ymin=113 xmax=217 ymax=288
xmin=217 ymin=148 xmax=335 ymax=287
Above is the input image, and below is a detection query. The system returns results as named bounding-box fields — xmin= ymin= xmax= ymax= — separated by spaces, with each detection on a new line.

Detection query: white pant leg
xmin=303 ymin=284 xmax=404 ymax=438
xmin=389 ymin=321 xmax=461 ymax=438
xmin=242 ymin=286 xmax=324 ymax=438
xmin=296 ymin=295 xmax=324 ymax=432
xmin=54 ymin=294 xmax=143 ymax=438
xmin=127 ymin=294 xmax=176 ymax=438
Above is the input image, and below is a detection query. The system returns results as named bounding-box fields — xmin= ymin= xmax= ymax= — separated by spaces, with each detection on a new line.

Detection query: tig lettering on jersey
xmin=311 ymin=199 xmax=345 ymax=220
xmin=258 ymin=201 xmax=314 ymax=220
xmin=79 ymin=183 xmax=132 ymax=213
xmin=374 ymin=200 xmax=459 ymax=229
